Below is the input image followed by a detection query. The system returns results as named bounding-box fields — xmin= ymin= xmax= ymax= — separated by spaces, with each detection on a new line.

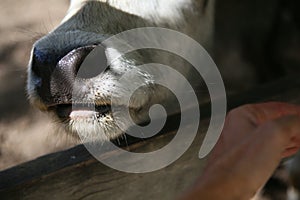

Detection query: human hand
xmin=182 ymin=102 xmax=300 ymax=200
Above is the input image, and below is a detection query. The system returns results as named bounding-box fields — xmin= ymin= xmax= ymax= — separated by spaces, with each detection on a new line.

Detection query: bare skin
xmin=181 ymin=102 xmax=300 ymax=200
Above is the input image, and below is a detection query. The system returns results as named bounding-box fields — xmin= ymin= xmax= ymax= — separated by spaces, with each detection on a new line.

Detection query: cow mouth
xmin=48 ymin=103 xmax=111 ymax=121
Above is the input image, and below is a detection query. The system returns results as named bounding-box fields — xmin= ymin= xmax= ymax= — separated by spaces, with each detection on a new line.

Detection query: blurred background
xmin=215 ymin=0 xmax=300 ymax=92
xmin=0 ymin=0 xmax=73 ymax=170
xmin=0 ymin=0 xmax=299 ymax=170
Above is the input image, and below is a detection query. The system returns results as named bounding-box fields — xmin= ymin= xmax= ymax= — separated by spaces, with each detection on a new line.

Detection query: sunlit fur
xmin=27 ymin=0 xmax=215 ymax=141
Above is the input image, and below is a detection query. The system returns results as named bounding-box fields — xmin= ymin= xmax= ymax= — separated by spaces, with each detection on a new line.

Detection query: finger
xmin=282 ymin=147 xmax=299 ymax=158
xmin=239 ymin=102 xmax=300 ymax=125
xmin=258 ymin=114 xmax=300 ymax=158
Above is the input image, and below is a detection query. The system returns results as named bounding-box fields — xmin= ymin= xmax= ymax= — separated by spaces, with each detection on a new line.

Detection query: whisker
xmin=123 ymin=133 xmax=129 ymax=148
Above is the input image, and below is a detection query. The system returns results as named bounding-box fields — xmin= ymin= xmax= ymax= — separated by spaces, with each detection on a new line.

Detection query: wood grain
xmin=1 ymin=75 xmax=300 ymax=200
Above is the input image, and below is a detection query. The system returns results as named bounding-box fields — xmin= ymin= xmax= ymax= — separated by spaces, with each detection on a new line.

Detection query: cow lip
xmin=48 ymin=103 xmax=111 ymax=120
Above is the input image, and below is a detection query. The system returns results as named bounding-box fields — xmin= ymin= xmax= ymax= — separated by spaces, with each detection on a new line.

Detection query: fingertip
xmin=262 ymin=115 xmax=300 ymax=156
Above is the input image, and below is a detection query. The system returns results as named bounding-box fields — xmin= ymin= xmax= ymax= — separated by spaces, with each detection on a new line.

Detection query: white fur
xmin=65 ymin=0 xmax=192 ymax=25
xmin=27 ymin=0 xmax=215 ymax=141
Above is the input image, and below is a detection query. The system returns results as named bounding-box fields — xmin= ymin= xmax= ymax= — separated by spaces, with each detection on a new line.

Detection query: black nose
xmin=30 ymin=45 xmax=108 ymax=105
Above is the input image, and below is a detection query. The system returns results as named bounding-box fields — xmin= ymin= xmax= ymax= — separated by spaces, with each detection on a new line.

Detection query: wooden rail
xmin=1 ymin=75 xmax=300 ymax=200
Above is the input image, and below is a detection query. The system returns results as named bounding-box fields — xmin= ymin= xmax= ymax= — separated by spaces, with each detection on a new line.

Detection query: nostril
xmin=29 ymin=44 xmax=108 ymax=104
xmin=31 ymin=45 xmax=108 ymax=82
xmin=33 ymin=48 xmax=50 ymax=63
xmin=31 ymin=73 xmax=42 ymax=88
xmin=71 ymin=45 xmax=108 ymax=79
xmin=31 ymin=47 xmax=59 ymax=78
xmin=31 ymin=48 xmax=43 ymax=77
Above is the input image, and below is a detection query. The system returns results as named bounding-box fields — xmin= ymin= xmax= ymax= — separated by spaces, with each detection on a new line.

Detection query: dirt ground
xmin=0 ymin=0 xmax=76 ymax=170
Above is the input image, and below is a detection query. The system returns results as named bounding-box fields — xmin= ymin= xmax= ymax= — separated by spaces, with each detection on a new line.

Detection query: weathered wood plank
xmin=1 ymin=122 xmax=210 ymax=200
xmin=1 ymin=75 xmax=300 ymax=200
